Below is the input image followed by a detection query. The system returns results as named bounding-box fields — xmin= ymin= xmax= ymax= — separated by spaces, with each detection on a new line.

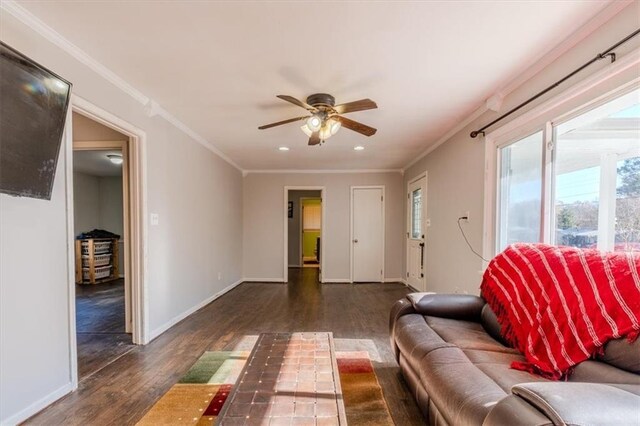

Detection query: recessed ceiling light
xmin=278 ymin=146 xmax=290 ymax=151
xmin=107 ymin=154 xmax=123 ymax=165
xmin=354 ymin=146 xmax=365 ymax=151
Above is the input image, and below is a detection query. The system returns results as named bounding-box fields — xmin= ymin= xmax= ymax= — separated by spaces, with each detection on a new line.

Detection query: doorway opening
xmin=284 ymin=187 xmax=325 ymax=283
xmin=72 ymin=112 xmax=134 ymax=379
xmin=65 ymin=97 xmax=147 ymax=390
xmin=301 ymin=197 xmax=322 ymax=268
xmin=406 ymin=173 xmax=427 ymax=291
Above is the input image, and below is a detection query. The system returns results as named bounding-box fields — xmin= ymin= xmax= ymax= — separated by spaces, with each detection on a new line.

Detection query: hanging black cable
xmin=470 ymin=28 xmax=640 ymax=138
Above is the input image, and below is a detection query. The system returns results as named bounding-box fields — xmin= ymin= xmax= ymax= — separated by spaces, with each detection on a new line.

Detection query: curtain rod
xmin=470 ymin=28 xmax=640 ymax=139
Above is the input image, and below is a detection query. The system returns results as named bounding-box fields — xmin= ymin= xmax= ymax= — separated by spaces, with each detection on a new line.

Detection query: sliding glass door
xmin=494 ymin=87 xmax=640 ymax=254
xmin=553 ymin=88 xmax=640 ymax=252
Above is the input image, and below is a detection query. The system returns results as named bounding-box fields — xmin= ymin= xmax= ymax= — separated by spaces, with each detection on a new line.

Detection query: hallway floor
xmin=28 ymin=269 xmax=422 ymax=425
xmin=76 ymin=279 xmax=134 ymax=379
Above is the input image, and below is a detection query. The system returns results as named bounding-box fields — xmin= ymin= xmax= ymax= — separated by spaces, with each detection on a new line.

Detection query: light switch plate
xmin=150 ymin=213 xmax=159 ymax=226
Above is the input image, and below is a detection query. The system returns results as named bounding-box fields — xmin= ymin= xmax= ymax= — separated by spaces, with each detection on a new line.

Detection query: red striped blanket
xmin=480 ymin=243 xmax=640 ymax=380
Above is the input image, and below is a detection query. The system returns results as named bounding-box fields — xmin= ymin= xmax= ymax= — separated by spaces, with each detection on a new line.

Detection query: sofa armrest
xmin=389 ymin=298 xmax=417 ymax=362
xmin=407 ymin=293 xmax=485 ymax=322
xmin=486 ymin=382 xmax=640 ymax=426
xmin=482 ymin=395 xmax=552 ymax=426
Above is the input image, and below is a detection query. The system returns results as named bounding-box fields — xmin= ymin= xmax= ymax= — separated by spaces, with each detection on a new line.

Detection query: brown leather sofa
xmin=389 ymin=293 xmax=640 ymax=425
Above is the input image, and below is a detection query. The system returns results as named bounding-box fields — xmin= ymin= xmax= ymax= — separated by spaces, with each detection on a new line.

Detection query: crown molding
xmin=403 ymin=0 xmax=633 ymax=173
xmin=0 ymin=0 xmax=149 ymax=105
xmin=1 ymin=0 xmax=243 ymax=173
xmin=244 ymin=169 xmax=403 ymax=176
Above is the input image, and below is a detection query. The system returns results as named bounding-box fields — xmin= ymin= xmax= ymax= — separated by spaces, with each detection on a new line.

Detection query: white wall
xmin=287 ymin=190 xmax=321 ymax=267
xmin=73 ymin=172 xmax=101 ymax=234
xmin=0 ymin=11 xmax=243 ymax=424
xmin=403 ymin=3 xmax=640 ymax=296
xmin=73 ymin=172 xmax=125 ymax=272
xmin=243 ymin=172 xmax=404 ymax=281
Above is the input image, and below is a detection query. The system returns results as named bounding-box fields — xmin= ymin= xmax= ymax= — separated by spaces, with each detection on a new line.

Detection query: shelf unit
xmin=75 ymin=238 xmax=119 ymax=284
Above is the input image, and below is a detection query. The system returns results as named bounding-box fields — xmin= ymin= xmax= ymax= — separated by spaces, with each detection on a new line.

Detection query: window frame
xmin=483 ymin=48 xmax=640 ymax=262
xmin=495 ymin=129 xmax=547 ymax=253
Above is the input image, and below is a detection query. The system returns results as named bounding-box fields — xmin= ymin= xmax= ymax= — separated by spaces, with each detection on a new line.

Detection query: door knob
xmin=353 ymin=239 xmax=358 ymax=243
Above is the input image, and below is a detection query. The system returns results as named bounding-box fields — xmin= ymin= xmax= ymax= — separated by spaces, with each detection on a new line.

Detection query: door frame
xmin=406 ymin=172 xmax=427 ymax=291
xmin=283 ymin=186 xmax=326 ymax=283
xmin=299 ymin=196 xmax=322 ymax=267
xmin=64 ymin=95 xmax=148 ymax=389
xmin=350 ymin=185 xmax=385 ymax=283
xmin=73 ymin=139 xmax=132 ymax=333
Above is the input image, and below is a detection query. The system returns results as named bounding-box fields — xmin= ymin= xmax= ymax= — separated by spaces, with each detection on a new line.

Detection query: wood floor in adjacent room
xmin=76 ymin=279 xmax=134 ymax=379
xmin=25 ymin=269 xmax=423 ymax=425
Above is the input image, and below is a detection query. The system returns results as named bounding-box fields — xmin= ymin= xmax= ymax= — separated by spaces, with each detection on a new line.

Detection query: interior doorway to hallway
xmin=301 ymin=197 xmax=322 ymax=268
xmin=284 ymin=187 xmax=325 ymax=283
xmin=72 ymin=112 xmax=134 ymax=379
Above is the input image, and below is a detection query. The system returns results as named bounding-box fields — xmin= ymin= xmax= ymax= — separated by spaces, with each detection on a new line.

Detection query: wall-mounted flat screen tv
xmin=0 ymin=41 xmax=72 ymax=200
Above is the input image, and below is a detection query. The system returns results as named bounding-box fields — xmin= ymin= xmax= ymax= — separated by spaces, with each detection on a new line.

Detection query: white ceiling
xmin=18 ymin=1 xmax=614 ymax=170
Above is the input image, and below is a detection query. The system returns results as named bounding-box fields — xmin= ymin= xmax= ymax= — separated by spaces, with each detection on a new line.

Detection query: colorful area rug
xmin=137 ymin=350 xmax=392 ymax=425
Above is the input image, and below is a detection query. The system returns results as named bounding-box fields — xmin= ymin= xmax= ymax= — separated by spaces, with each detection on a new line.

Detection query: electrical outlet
xmin=217 ymin=272 xmax=222 ymax=281
xmin=426 ymin=218 xmax=431 ymax=227
xmin=462 ymin=211 xmax=470 ymax=222
xmin=150 ymin=213 xmax=159 ymax=226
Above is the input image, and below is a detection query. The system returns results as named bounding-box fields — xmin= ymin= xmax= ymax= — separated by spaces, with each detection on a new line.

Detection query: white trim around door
xmin=283 ymin=186 xmax=326 ymax=283
xmin=65 ymin=94 xmax=149 ymax=391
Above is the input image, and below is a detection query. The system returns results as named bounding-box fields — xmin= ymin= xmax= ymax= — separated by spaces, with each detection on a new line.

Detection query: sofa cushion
xmin=463 ymin=349 xmax=549 ymax=392
xmin=393 ymin=314 xmax=454 ymax=374
xmin=417 ymin=346 xmax=507 ymax=425
xmin=597 ymin=337 xmax=640 ymax=374
xmin=570 ymin=360 xmax=640 ymax=385
xmin=426 ymin=316 xmax=519 ymax=354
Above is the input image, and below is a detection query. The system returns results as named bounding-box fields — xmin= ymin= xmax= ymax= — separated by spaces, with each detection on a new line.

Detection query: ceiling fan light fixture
xmin=318 ymin=124 xmax=333 ymax=141
xmin=329 ymin=119 xmax=341 ymax=135
xmin=300 ymin=123 xmax=312 ymax=137
xmin=306 ymin=115 xmax=322 ymax=132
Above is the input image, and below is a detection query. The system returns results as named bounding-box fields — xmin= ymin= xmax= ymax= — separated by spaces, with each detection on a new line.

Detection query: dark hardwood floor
xmin=26 ymin=269 xmax=423 ymax=425
xmin=76 ymin=279 xmax=134 ymax=379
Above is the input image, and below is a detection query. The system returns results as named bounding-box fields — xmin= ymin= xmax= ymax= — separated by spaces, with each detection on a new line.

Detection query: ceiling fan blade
xmin=258 ymin=116 xmax=309 ymax=130
xmin=333 ymin=98 xmax=377 ymax=114
xmin=332 ymin=115 xmax=377 ymax=136
xmin=308 ymin=132 xmax=321 ymax=146
xmin=277 ymin=95 xmax=318 ymax=112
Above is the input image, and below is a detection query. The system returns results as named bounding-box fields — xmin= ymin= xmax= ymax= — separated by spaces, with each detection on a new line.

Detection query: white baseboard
xmin=384 ymin=278 xmax=404 ymax=283
xmin=243 ymin=278 xmax=286 ymax=283
xmin=322 ymin=278 xmax=351 ymax=283
xmin=149 ymin=278 xmax=243 ymax=341
xmin=1 ymin=382 xmax=74 ymax=426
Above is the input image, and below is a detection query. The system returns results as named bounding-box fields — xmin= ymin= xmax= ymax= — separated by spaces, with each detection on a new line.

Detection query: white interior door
xmin=352 ymin=187 xmax=384 ymax=282
xmin=407 ymin=175 xmax=426 ymax=290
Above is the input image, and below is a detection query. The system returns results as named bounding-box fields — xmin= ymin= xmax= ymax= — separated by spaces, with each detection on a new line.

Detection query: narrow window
xmin=497 ymin=131 xmax=544 ymax=251
xmin=411 ymin=188 xmax=422 ymax=239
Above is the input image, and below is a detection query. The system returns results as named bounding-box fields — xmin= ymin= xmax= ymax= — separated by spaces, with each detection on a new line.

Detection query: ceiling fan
xmin=258 ymin=93 xmax=377 ymax=146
